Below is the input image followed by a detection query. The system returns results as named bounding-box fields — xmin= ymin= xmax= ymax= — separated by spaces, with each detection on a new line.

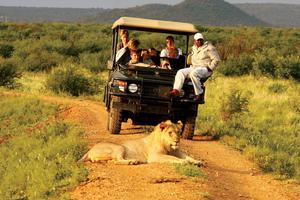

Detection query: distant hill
xmin=90 ymin=0 xmax=267 ymax=26
xmin=0 ymin=6 xmax=104 ymax=22
xmin=1 ymin=1 xmax=299 ymax=27
xmin=236 ymin=3 xmax=300 ymax=28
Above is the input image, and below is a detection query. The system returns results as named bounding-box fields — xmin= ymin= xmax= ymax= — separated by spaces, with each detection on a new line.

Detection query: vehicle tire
xmin=181 ymin=116 xmax=196 ymax=140
xmin=107 ymin=97 xmax=122 ymax=134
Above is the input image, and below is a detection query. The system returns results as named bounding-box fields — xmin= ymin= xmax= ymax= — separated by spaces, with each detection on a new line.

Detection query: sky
xmin=0 ymin=0 xmax=299 ymax=8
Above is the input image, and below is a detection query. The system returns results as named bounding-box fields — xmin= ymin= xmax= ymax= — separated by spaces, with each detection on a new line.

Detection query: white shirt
xmin=160 ymin=48 xmax=182 ymax=58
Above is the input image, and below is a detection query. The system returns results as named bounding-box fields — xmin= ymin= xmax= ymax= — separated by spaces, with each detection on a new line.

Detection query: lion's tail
xmin=77 ymin=152 xmax=89 ymax=164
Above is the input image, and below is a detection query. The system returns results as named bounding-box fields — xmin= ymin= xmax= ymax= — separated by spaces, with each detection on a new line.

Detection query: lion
xmin=79 ymin=120 xmax=203 ymax=166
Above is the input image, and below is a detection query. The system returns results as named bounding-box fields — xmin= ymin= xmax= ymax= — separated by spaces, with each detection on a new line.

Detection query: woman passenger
xmin=116 ymin=39 xmax=140 ymax=65
xmin=160 ymin=36 xmax=182 ymax=59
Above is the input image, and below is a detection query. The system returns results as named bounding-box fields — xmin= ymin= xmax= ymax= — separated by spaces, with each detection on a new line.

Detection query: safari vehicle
xmin=104 ymin=17 xmax=206 ymax=139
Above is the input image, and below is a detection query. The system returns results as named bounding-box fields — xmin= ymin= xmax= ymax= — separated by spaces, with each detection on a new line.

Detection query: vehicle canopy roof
xmin=112 ymin=17 xmax=198 ymax=35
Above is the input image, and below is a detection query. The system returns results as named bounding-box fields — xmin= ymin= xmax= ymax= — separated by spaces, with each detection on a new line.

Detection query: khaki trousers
xmin=173 ymin=66 xmax=212 ymax=95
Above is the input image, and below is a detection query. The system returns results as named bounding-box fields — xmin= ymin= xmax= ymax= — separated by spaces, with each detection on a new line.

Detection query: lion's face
xmin=158 ymin=120 xmax=183 ymax=151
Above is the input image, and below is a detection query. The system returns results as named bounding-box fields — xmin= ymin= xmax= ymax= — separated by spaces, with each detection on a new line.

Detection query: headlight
xmin=118 ymin=81 xmax=126 ymax=92
xmin=128 ymin=83 xmax=138 ymax=93
xmin=113 ymin=80 xmax=127 ymax=92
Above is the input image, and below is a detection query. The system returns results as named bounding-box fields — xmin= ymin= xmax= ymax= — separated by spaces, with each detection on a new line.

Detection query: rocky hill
xmin=90 ymin=0 xmax=267 ymax=26
xmin=236 ymin=3 xmax=300 ymax=28
xmin=1 ymin=1 xmax=299 ymax=27
xmin=0 ymin=6 xmax=104 ymax=22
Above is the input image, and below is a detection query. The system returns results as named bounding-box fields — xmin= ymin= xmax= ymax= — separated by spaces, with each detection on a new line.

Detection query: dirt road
xmin=48 ymin=96 xmax=299 ymax=200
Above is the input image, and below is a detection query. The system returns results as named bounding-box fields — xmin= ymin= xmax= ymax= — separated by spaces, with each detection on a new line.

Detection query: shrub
xmin=79 ymin=52 xmax=106 ymax=72
xmin=220 ymin=89 xmax=250 ymax=121
xmin=218 ymin=54 xmax=253 ymax=76
xmin=252 ymin=48 xmax=277 ymax=77
xmin=0 ymin=58 xmax=20 ymax=87
xmin=56 ymin=44 xmax=81 ymax=57
xmin=0 ymin=43 xmax=14 ymax=58
xmin=23 ymin=51 xmax=64 ymax=72
xmin=274 ymin=55 xmax=300 ymax=81
xmin=267 ymin=83 xmax=286 ymax=94
xmin=46 ymin=63 xmax=102 ymax=96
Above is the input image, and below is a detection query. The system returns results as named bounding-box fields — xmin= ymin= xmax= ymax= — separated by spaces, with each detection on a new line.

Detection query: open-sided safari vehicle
xmin=104 ymin=17 xmax=206 ymax=139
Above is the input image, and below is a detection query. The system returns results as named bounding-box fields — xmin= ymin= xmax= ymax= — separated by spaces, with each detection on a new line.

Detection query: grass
xmin=0 ymin=95 xmax=58 ymax=137
xmin=15 ymin=71 xmax=107 ymax=101
xmin=16 ymin=72 xmax=49 ymax=95
xmin=196 ymin=74 xmax=300 ymax=181
xmin=0 ymin=93 xmax=88 ymax=200
xmin=173 ymin=163 xmax=205 ymax=178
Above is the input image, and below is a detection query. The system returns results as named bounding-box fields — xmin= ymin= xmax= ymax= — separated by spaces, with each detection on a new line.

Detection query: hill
xmin=90 ymin=0 xmax=267 ymax=26
xmin=0 ymin=0 xmax=267 ymax=26
xmin=3 ymin=1 xmax=300 ymax=27
xmin=236 ymin=3 xmax=300 ymax=28
xmin=0 ymin=6 xmax=104 ymax=22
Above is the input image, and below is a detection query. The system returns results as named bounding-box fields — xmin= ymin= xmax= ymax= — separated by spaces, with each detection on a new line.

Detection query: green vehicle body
xmin=104 ymin=17 xmax=206 ymax=139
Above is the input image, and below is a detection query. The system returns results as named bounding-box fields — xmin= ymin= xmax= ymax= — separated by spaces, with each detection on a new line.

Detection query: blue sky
xmin=0 ymin=0 xmax=299 ymax=8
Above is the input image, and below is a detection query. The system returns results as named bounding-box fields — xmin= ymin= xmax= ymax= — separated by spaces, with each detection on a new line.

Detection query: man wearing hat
xmin=170 ymin=32 xmax=221 ymax=102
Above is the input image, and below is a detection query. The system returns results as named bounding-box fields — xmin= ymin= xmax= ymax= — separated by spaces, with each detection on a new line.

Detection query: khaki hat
xmin=194 ymin=33 xmax=204 ymax=40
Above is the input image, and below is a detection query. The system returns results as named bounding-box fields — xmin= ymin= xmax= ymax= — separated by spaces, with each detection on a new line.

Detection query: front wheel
xmin=107 ymin=98 xmax=122 ymax=134
xmin=181 ymin=116 xmax=196 ymax=140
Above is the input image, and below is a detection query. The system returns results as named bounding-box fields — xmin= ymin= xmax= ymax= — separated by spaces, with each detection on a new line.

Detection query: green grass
xmin=0 ymin=95 xmax=58 ymax=137
xmin=15 ymin=71 xmax=107 ymax=101
xmin=0 ymin=93 xmax=88 ymax=200
xmin=173 ymin=163 xmax=205 ymax=178
xmin=196 ymin=75 xmax=300 ymax=181
xmin=16 ymin=72 xmax=49 ymax=95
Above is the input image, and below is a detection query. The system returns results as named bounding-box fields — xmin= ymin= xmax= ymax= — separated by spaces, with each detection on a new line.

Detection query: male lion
xmin=79 ymin=120 xmax=203 ymax=166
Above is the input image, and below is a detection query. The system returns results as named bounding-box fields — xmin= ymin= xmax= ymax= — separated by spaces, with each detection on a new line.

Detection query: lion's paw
xmin=128 ymin=159 xmax=140 ymax=165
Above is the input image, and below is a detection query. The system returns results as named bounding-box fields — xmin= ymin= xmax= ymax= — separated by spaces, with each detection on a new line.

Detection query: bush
xmin=23 ymin=51 xmax=64 ymax=72
xmin=220 ymin=89 xmax=250 ymax=121
xmin=56 ymin=44 xmax=81 ymax=57
xmin=0 ymin=58 xmax=20 ymax=87
xmin=252 ymin=48 xmax=277 ymax=77
xmin=218 ymin=53 xmax=253 ymax=76
xmin=46 ymin=63 xmax=102 ymax=96
xmin=0 ymin=43 xmax=14 ymax=58
xmin=79 ymin=52 xmax=106 ymax=72
xmin=268 ymin=83 xmax=286 ymax=94
xmin=274 ymin=55 xmax=300 ymax=81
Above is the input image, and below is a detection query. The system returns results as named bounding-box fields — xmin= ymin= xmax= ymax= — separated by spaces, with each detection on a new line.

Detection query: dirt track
xmin=39 ymin=96 xmax=300 ymax=200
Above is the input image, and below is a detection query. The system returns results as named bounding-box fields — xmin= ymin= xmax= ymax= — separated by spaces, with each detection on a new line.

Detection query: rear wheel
xmin=107 ymin=97 xmax=122 ymax=134
xmin=181 ymin=116 xmax=196 ymax=140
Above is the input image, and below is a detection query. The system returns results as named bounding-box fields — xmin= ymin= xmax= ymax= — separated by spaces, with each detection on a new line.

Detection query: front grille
xmin=142 ymin=84 xmax=172 ymax=99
